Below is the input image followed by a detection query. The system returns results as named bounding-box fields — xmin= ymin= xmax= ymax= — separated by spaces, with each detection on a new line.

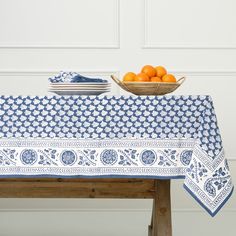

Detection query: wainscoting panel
xmin=0 ymin=0 xmax=119 ymax=48
xmin=144 ymin=0 xmax=236 ymax=49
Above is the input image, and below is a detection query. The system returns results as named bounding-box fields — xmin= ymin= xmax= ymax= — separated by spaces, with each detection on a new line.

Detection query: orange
xmin=155 ymin=66 xmax=167 ymax=78
xmin=162 ymin=74 xmax=176 ymax=83
xmin=123 ymin=72 xmax=136 ymax=82
xmin=141 ymin=65 xmax=156 ymax=77
xmin=150 ymin=76 xmax=162 ymax=82
xmin=135 ymin=73 xmax=150 ymax=82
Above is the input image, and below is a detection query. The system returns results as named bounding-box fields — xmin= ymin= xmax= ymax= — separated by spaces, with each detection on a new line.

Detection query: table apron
xmin=0 ymin=178 xmax=156 ymax=198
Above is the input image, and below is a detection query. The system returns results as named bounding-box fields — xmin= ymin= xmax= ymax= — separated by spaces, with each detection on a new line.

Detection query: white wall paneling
xmin=143 ymin=0 xmax=236 ymax=49
xmin=0 ymin=210 xmax=235 ymax=236
xmin=0 ymin=0 xmax=120 ymax=48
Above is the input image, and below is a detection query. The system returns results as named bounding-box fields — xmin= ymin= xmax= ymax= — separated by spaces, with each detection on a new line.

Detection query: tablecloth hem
xmin=183 ymin=183 xmax=234 ymax=217
xmin=0 ymin=174 xmax=186 ymax=179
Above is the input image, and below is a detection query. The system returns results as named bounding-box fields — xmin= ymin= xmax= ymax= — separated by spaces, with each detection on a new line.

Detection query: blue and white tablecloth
xmin=0 ymin=95 xmax=233 ymax=216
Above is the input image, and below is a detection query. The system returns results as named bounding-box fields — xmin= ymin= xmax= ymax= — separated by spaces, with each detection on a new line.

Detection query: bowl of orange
xmin=111 ymin=65 xmax=185 ymax=95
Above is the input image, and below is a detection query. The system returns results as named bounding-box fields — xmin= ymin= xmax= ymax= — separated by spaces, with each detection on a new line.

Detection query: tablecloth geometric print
xmin=0 ymin=95 xmax=233 ymax=216
xmin=0 ymin=95 xmax=222 ymax=157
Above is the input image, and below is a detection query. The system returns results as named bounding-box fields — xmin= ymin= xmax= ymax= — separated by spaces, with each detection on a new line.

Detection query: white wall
xmin=0 ymin=0 xmax=235 ymax=235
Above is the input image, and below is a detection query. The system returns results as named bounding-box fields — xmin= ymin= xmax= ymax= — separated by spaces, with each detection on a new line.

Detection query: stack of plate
xmin=49 ymin=82 xmax=111 ymax=95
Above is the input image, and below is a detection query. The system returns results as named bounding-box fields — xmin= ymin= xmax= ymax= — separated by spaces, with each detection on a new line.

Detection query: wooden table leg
xmin=149 ymin=180 xmax=172 ymax=236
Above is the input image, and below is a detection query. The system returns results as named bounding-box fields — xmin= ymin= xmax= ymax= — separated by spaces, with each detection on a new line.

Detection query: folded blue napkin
xmin=71 ymin=74 xmax=107 ymax=83
xmin=49 ymin=71 xmax=108 ymax=83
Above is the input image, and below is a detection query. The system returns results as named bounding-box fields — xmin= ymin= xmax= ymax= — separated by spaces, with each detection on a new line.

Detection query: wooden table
xmin=0 ymin=178 xmax=172 ymax=236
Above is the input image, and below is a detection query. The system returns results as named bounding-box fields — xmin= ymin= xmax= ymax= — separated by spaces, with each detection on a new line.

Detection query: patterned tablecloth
xmin=0 ymin=95 xmax=233 ymax=216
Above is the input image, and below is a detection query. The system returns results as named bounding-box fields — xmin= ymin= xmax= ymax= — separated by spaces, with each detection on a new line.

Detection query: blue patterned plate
xmin=49 ymin=90 xmax=110 ymax=95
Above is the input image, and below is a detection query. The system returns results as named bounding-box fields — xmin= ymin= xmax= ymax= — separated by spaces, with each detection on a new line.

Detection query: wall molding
xmin=0 ymin=45 xmax=120 ymax=49
xmin=1 ymin=70 xmax=236 ymax=77
xmin=0 ymin=0 xmax=120 ymax=49
xmin=143 ymin=0 xmax=236 ymax=49
xmin=170 ymin=70 xmax=236 ymax=77
xmin=0 ymin=208 xmax=235 ymax=213
xmin=0 ymin=70 xmax=119 ymax=77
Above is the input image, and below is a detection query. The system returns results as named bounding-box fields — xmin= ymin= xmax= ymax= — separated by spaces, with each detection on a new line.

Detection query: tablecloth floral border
xmin=0 ymin=137 xmax=233 ymax=217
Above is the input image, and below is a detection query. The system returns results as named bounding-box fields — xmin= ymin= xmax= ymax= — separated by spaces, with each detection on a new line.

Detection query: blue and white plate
xmin=49 ymin=89 xmax=110 ymax=95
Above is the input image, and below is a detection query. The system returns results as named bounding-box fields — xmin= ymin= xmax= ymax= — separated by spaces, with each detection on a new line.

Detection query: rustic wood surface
xmin=0 ymin=178 xmax=172 ymax=236
xmin=0 ymin=178 xmax=155 ymax=198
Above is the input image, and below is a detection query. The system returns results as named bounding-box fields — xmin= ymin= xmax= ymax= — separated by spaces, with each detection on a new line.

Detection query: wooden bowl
xmin=110 ymin=75 xmax=185 ymax=95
